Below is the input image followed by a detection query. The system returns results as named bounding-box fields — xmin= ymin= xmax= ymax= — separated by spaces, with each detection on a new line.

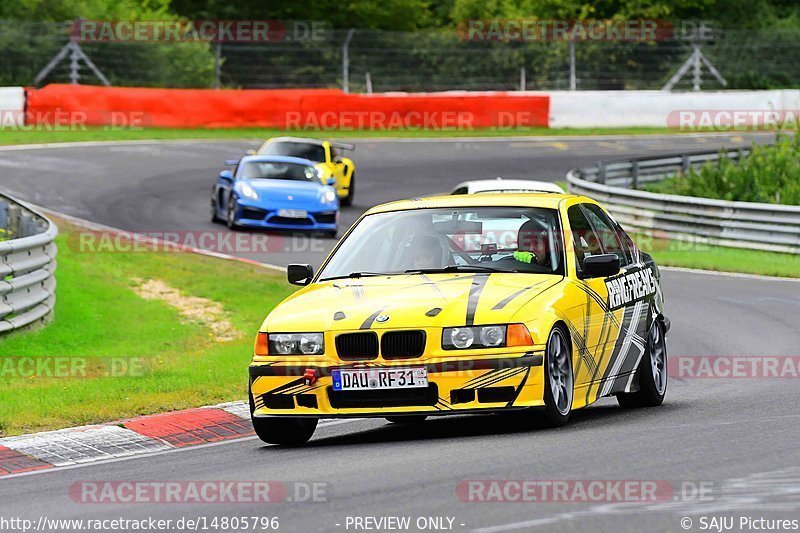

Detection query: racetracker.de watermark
xmin=283 ymin=111 xmax=547 ymax=131
xmin=456 ymin=480 xmax=716 ymax=503
xmin=669 ymin=356 xmax=800 ymax=379
xmin=71 ymin=20 xmax=330 ymax=43
xmin=0 ymin=356 xmax=149 ymax=379
xmin=458 ymin=19 xmax=713 ymax=42
xmin=1 ymin=110 xmax=148 ymax=131
xmin=69 ymin=230 xmax=327 ymax=255
xmin=668 ymin=109 xmax=800 ymax=131
xmin=69 ymin=481 xmax=328 ymax=504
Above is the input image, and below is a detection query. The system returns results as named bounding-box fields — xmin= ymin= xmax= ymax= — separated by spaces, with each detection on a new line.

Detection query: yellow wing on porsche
xmin=248 ymin=193 xmax=669 ymax=445
xmin=256 ymin=137 xmax=356 ymax=206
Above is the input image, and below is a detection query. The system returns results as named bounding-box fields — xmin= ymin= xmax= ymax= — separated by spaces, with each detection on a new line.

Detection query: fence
xmin=566 ymin=148 xmax=800 ymax=254
xmin=0 ymin=194 xmax=58 ymax=334
xmin=2 ymin=21 xmax=799 ymax=91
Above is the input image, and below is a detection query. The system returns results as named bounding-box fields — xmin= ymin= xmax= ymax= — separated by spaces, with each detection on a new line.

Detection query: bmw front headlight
xmin=268 ymin=333 xmax=324 ymax=355
xmin=240 ymin=182 xmax=258 ymax=200
xmin=442 ymin=324 xmax=532 ymax=350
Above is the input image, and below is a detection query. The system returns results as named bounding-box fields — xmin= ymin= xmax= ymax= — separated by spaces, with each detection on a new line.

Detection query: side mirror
xmin=326 ymin=177 xmax=336 ymax=186
xmin=581 ymin=254 xmax=620 ymax=279
xmin=287 ymin=264 xmax=314 ymax=286
xmin=218 ymin=170 xmax=233 ymax=183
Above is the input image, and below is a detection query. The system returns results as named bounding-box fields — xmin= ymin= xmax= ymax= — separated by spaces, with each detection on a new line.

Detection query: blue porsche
xmin=210 ymin=155 xmax=339 ymax=237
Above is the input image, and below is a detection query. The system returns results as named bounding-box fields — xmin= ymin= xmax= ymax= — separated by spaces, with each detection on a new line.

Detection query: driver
xmin=513 ymin=219 xmax=549 ymax=266
xmin=408 ymin=235 xmax=446 ymax=269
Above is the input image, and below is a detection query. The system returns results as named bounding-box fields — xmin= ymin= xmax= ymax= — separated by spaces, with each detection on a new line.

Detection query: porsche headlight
xmin=240 ymin=182 xmax=258 ymax=200
xmin=268 ymin=333 xmax=324 ymax=355
xmin=322 ymin=189 xmax=337 ymax=204
xmin=442 ymin=324 xmax=532 ymax=350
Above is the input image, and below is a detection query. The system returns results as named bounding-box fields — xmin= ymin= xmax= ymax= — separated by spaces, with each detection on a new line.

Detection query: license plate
xmin=277 ymin=209 xmax=308 ymax=219
xmin=332 ymin=367 xmax=428 ymax=391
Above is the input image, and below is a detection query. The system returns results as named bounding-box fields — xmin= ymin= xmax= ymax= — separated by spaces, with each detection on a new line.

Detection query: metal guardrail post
xmin=7 ymin=204 xmax=20 ymax=237
xmin=342 ymin=28 xmax=355 ymax=94
xmin=631 ymin=161 xmax=639 ymax=189
xmin=681 ymin=154 xmax=690 ymax=174
xmin=597 ymin=163 xmax=606 ymax=184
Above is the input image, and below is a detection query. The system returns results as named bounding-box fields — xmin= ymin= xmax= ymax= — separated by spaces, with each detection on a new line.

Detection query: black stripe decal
xmin=587 ymin=304 xmax=635 ymax=403
xmin=506 ymin=367 xmax=532 ymax=407
xmin=360 ymin=308 xmax=385 ymax=330
xmin=466 ymin=274 xmax=490 ymax=326
xmin=491 ymin=280 xmax=550 ymax=310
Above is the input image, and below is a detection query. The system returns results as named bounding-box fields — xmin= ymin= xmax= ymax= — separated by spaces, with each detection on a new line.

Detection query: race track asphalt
xmin=0 ymin=132 xmax=797 ymax=533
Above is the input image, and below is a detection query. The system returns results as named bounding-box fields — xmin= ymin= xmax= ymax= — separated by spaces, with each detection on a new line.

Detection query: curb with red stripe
xmin=0 ymin=401 xmax=254 ymax=477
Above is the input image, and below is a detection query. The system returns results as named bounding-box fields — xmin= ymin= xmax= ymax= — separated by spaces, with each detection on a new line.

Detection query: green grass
xmin=644 ymin=132 xmax=800 ymax=204
xmin=0 ymin=218 xmax=296 ymax=436
xmin=0 ymin=125 xmax=749 ymax=145
xmin=634 ymin=235 xmax=799 ymax=278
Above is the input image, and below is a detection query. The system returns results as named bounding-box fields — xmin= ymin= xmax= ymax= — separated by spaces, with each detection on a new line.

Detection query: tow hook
xmin=303 ymin=368 xmax=318 ymax=386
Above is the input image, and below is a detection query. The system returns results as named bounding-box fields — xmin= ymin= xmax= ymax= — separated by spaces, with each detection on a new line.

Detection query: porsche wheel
xmin=341 ymin=173 xmax=354 ymax=207
xmin=617 ymin=320 xmax=667 ymax=408
xmin=541 ymin=325 xmax=573 ymax=427
xmin=385 ymin=415 xmax=427 ymax=424
xmin=226 ymin=196 xmax=238 ymax=230
xmin=251 ymin=416 xmax=318 ymax=446
xmin=210 ymin=197 xmax=220 ymax=223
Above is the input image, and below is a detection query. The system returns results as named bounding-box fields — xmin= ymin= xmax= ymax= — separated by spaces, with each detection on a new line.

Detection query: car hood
xmin=243 ymin=179 xmax=325 ymax=205
xmin=264 ymin=273 xmax=562 ymax=332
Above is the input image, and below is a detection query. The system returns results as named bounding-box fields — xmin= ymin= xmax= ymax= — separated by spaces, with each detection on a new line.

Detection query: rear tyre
xmin=617 ymin=320 xmax=667 ymax=408
xmin=385 ymin=415 xmax=427 ymax=424
xmin=251 ymin=416 xmax=318 ymax=446
xmin=341 ymin=173 xmax=354 ymax=207
xmin=540 ymin=325 xmax=573 ymax=427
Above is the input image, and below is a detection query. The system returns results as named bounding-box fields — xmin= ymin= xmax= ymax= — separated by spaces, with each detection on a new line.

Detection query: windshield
xmin=260 ymin=142 xmax=326 ymax=162
xmin=240 ymin=161 xmax=319 ymax=182
xmin=318 ymin=207 xmax=564 ymax=280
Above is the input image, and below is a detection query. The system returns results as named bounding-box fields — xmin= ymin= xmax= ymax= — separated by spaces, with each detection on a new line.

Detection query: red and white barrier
xmin=547 ymin=89 xmax=800 ymax=128
xmin=24 ymin=85 xmax=550 ymax=129
xmin=0 ymin=87 xmax=25 ymax=127
xmin=14 ymin=84 xmax=800 ymax=130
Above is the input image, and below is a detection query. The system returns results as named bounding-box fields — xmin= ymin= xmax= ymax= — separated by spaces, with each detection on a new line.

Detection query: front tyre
xmin=541 ymin=325 xmax=573 ymax=427
xmin=226 ymin=196 xmax=238 ymax=230
xmin=617 ymin=320 xmax=667 ymax=408
xmin=210 ymin=197 xmax=220 ymax=223
xmin=251 ymin=416 xmax=318 ymax=446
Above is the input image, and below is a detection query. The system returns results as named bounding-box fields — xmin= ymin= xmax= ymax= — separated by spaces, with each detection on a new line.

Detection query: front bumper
xmin=249 ymin=352 xmax=545 ymax=418
xmin=234 ymin=200 xmax=338 ymax=231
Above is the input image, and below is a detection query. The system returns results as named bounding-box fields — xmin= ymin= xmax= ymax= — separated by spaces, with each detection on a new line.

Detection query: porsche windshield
xmin=241 ymin=161 xmax=319 ymax=182
xmin=318 ymin=207 xmax=564 ymax=280
xmin=261 ymin=142 xmax=326 ymax=162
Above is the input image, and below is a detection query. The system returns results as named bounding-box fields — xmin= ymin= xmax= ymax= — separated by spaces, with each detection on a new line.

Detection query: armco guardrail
xmin=567 ymin=147 xmax=800 ymax=254
xmin=0 ymin=193 xmax=57 ymax=334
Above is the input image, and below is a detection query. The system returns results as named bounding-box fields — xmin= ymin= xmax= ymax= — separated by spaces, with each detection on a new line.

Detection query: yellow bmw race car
xmin=248 ymin=193 xmax=669 ymax=445
xmin=255 ymin=137 xmax=356 ymax=206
